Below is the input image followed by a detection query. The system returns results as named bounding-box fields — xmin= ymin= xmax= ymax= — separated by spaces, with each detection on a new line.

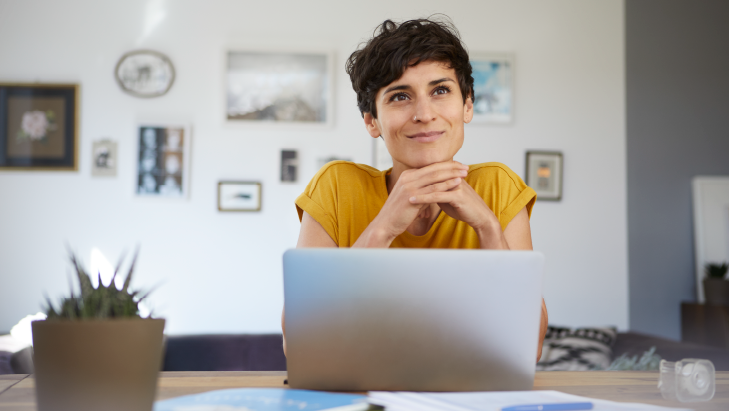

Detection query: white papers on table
xmin=368 ymin=390 xmax=691 ymax=411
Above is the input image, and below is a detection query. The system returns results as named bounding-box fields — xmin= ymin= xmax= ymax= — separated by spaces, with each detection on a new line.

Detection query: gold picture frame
xmin=0 ymin=83 xmax=79 ymax=171
xmin=217 ymin=181 xmax=262 ymax=212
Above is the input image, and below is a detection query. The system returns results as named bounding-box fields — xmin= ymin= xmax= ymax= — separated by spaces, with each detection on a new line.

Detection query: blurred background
xmin=0 ymin=0 xmax=726 ymax=344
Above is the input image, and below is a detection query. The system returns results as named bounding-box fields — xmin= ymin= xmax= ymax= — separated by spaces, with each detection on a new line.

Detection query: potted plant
xmin=31 ymin=249 xmax=165 ymax=411
xmin=703 ymin=262 xmax=728 ymax=305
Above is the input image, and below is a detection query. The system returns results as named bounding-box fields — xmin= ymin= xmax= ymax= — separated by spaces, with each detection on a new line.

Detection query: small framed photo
xmin=91 ymin=139 xmax=117 ymax=177
xmin=0 ymin=83 xmax=79 ymax=170
xmin=281 ymin=149 xmax=298 ymax=183
xmin=136 ymin=124 xmax=191 ymax=198
xmin=226 ymin=50 xmax=332 ymax=125
xmin=218 ymin=181 xmax=262 ymax=212
xmin=469 ymin=54 xmax=514 ymax=124
xmin=526 ymin=151 xmax=563 ymax=201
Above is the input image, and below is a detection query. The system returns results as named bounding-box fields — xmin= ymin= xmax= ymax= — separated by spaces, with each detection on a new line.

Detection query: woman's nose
xmin=413 ymin=100 xmax=435 ymax=123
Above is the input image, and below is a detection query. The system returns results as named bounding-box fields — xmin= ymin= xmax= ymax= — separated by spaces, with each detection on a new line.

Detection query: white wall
xmin=0 ymin=0 xmax=627 ymax=334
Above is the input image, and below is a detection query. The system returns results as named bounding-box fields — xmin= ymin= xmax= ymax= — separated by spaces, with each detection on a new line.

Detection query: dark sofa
xmin=161 ymin=332 xmax=728 ymax=372
xmin=3 ymin=332 xmax=727 ymax=374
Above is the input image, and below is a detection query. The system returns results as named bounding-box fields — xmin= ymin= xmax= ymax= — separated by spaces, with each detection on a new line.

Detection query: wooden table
xmin=1 ymin=371 xmax=727 ymax=410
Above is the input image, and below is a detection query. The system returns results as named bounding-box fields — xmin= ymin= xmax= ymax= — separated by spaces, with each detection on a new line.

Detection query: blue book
xmin=154 ymin=388 xmax=370 ymax=411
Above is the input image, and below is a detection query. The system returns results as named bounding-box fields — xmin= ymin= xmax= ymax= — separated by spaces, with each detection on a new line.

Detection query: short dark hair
xmin=345 ymin=16 xmax=474 ymax=118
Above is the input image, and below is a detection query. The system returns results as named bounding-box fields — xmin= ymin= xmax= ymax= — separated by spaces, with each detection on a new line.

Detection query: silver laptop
xmin=283 ymin=248 xmax=544 ymax=392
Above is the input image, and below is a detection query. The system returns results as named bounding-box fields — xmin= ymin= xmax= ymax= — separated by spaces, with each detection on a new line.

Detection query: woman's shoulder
xmin=466 ymin=162 xmax=528 ymax=189
xmin=306 ymin=161 xmax=384 ymax=190
xmin=315 ymin=160 xmax=382 ymax=178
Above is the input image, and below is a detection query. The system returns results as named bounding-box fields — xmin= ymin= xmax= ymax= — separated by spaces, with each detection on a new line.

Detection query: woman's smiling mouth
xmin=407 ymin=131 xmax=445 ymax=143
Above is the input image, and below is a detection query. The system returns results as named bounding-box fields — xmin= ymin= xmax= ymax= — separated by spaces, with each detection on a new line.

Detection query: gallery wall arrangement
xmin=2 ymin=1 xmax=629 ymax=336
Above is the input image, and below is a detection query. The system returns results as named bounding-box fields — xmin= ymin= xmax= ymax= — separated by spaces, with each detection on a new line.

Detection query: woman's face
xmin=364 ymin=60 xmax=473 ymax=170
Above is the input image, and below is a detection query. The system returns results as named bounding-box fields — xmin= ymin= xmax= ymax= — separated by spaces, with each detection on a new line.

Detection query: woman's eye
xmin=433 ymin=86 xmax=450 ymax=95
xmin=391 ymin=93 xmax=409 ymax=102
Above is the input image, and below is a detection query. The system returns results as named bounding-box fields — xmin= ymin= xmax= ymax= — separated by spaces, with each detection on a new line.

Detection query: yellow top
xmin=295 ymin=161 xmax=536 ymax=248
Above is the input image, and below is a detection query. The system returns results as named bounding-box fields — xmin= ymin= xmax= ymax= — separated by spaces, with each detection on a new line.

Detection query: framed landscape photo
xmin=0 ymin=83 xmax=78 ymax=170
xmin=526 ymin=151 xmax=563 ymax=201
xmin=226 ymin=50 xmax=332 ymax=125
xmin=469 ymin=54 xmax=514 ymax=124
xmin=136 ymin=124 xmax=191 ymax=198
xmin=218 ymin=181 xmax=262 ymax=212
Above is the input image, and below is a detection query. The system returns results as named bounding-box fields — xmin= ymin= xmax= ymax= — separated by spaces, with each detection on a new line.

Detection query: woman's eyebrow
xmin=383 ymin=84 xmax=411 ymax=95
xmin=382 ymin=78 xmax=455 ymax=97
xmin=429 ymin=77 xmax=454 ymax=86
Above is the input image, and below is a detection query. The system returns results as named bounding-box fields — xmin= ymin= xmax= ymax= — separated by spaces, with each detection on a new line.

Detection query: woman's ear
xmin=463 ymin=97 xmax=474 ymax=124
xmin=363 ymin=112 xmax=382 ymax=138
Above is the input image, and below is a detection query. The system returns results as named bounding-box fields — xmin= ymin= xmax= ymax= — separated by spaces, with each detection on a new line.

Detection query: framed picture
xmin=525 ymin=151 xmax=563 ymax=201
xmin=373 ymin=137 xmax=393 ymax=171
xmin=91 ymin=139 xmax=117 ymax=177
xmin=226 ymin=50 xmax=332 ymax=124
xmin=115 ymin=50 xmax=176 ymax=98
xmin=469 ymin=53 xmax=514 ymax=124
xmin=136 ymin=124 xmax=191 ymax=198
xmin=0 ymin=83 xmax=78 ymax=170
xmin=218 ymin=181 xmax=262 ymax=212
xmin=281 ymin=149 xmax=298 ymax=183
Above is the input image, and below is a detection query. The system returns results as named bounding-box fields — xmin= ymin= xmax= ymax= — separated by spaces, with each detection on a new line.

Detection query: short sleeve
xmin=495 ymin=166 xmax=536 ymax=230
xmin=295 ymin=163 xmax=341 ymax=244
xmin=468 ymin=163 xmax=537 ymax=231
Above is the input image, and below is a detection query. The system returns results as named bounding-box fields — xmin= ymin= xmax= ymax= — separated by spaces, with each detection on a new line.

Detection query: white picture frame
xmin=91 ymin=139 xmax=117 ymax=177
xmin=218 ymin=181 xmax=262 ymax=212
xmin=469 ymin=53 xmax=514 ymax=124
xmin=224 ymin=48 xmax=334 ymax=127
xmin=692 ymin=176 xmax=729 ymax=302
xmin=135 ymin=124 xmax=192 ymax=199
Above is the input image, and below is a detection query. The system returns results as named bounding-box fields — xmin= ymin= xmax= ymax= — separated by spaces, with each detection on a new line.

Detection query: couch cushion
xmin=537 ymin=326 xmax=617 ymax=371
xmin=163 ymin=334 xmax=286 ymax=371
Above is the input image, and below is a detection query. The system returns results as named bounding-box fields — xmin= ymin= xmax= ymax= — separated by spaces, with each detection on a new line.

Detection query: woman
xmin=284 ymin=17 xmax=548 ymax=360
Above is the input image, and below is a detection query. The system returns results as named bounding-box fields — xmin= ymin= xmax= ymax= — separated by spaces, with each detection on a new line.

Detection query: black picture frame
xmin=0 ymin=83 xmax=79 ymax=171
xmin=525 ymin=151 xmax=563 ymax=201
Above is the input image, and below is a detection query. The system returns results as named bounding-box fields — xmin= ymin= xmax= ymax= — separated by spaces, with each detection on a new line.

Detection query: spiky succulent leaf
xmin=44 ymin=248 xmax=152 ymax=320
xmin=122 ymin=247 xmax=139 ymax=293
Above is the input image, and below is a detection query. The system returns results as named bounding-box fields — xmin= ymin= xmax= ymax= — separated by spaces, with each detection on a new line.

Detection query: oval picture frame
xmin=114 ymin=50 xmax=176 ymax=98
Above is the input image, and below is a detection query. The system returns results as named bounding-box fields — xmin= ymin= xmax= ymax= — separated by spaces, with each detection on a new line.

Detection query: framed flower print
xmin=0 ymin=83 xmax=79 ymax=171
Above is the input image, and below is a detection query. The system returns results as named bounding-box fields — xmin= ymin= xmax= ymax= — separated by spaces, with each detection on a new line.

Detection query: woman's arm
xmin=503 ymin=207 xmax=548 ymax=362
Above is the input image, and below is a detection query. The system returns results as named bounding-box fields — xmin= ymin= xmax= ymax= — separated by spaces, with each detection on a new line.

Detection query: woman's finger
xmin=408 ymin=190 xmax=458 ymax=205
xmin=423 ymin=177 xmax=462 ymax=194
xmin=403 ymin=161 xmax=468 ymax=183
xmin=410 ymin=166 xmax=467 ymax=189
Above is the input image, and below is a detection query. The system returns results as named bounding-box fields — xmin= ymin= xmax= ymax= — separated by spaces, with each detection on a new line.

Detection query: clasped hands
xmin=374 ymin=161 xmax=503 ymax=245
